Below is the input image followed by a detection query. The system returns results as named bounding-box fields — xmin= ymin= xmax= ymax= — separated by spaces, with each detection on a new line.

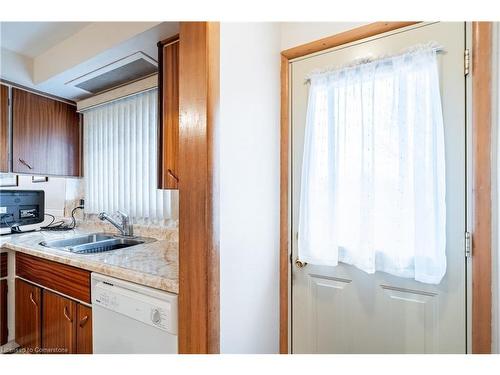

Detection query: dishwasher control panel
xmin=91 ymin=274 xmax=178 ymax=335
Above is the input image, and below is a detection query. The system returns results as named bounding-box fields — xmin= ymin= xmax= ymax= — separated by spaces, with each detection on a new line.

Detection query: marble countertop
xmin=0 ymin=228 xmax=178 ymax=294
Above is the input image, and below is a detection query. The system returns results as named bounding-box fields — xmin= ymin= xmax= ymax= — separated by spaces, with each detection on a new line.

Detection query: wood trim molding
xmin=178 ymin=21 xmax=220 ymax=354
xmin=280 ymin=21 xmax=493 ymax=354
xmin=281 ymin=22 xmax=418 ymax=60
xmin=471 ymin=21 xmax=492 ymax=354
xmin=280 ymin=54 xmax=290 ymax=354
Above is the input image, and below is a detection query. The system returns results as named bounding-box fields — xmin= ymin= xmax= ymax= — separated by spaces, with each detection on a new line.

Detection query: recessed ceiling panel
xmin=74 ymin=58 xmax=157 ymax=94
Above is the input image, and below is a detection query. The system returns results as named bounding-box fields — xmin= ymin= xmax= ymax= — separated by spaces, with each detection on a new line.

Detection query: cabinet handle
xmin=29 ymin=292 xmax=38 ymax=307
xmin=79 ymin=315 xmax=89 ymax=328
xmin=167 ymin=169 xmax=179 ymax=182
xmin=63 ymin=306 xmax=73 ymax=323
xmin=19 ymin=158 xmax=33 ymax=170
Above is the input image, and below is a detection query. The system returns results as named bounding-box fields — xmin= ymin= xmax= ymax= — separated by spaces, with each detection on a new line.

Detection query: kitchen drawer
xmin=16 ymin=253 xmax=91 ymax=303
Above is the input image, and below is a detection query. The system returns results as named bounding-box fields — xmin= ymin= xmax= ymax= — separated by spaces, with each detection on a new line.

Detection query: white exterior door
xmin=291 ymin=22 xmax=467 ymax=354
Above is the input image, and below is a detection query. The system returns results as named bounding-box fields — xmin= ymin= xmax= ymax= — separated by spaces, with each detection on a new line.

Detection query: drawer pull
xmin=29 ymin=292 xmax=38 ymax=307
xmin=19 ymin=158 xmax=33 ymax=170
xmin=63 ymin=306 xmax=73 ymax=323
xmin=79 ymin=315 xmax=89 ymax=328
xmin=167 ymin=169 xmax=179 ymax=182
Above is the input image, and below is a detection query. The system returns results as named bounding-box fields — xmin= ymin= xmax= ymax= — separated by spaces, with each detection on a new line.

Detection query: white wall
xmin=15 ymin=175 xmax=67 ymax=216
xmin=0 ymin=47 xmax=33 ymax=86
xmin=220 ymin=22 xmax=281 ymax=353
xmin=280 ymin=22 xmax=368 ymax=51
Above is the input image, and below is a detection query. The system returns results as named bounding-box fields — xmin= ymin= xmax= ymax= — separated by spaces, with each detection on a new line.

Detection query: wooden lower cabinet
xmin=1 ymin=279 xmax=8 ymax=345
xmin=14 ymin=278 xmax=92 ymax=354
xmin=1 ymin=252 xmax=8 ymax=345
xmin=42 ymin=290 xmax=77 ymax=354
xmin=15 ymin=278 xmax=42 ymax=353
xmin=76 ymin=304 xmax=93 ymax=354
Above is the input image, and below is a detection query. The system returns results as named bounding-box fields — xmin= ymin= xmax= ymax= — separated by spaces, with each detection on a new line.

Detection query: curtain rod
xmin=305 ymin=42 xmax=446 ymax=83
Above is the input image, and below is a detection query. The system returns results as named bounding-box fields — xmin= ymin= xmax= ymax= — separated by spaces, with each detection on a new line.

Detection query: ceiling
xmin=0 ymin=22 xmax=91 ymax=58
xmin=0 ymin=22 xmax=179 ymax=101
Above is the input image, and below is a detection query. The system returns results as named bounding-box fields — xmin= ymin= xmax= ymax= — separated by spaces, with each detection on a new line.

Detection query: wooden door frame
xmin=471 ymin=22 xmax=493 ymax=354
xmin=279 ymin=21 xmax=493 ymax=354
xmin=178 ymin=21 xmax=220 ymax=354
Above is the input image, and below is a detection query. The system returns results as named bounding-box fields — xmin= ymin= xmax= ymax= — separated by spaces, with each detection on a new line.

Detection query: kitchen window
xmin=83 ymin=89 xmax=176 ymax=223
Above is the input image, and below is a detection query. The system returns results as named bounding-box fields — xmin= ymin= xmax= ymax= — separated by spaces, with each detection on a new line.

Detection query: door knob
xmin=295 ymin=258 xmax=307 ymax=268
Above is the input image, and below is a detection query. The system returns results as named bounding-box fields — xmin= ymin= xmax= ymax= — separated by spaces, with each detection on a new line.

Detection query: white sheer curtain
xmin=298 ymin=44 xmax=446 ymax=284
xmin=83 ymin=89 xmax=175 ymax=223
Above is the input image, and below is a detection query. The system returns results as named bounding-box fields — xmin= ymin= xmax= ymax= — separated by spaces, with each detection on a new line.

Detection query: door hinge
xmin=465 ymin=231 xmax=472 ymax=258
xmin=464 ymin=49 xmax=470 ymax=76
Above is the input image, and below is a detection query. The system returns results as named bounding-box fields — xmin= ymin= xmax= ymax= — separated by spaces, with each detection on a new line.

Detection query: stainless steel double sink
xmin=40 ymin=233 xmax=156 ymax=254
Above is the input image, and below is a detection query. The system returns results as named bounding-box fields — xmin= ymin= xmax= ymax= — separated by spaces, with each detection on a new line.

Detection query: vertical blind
xmin=83 ymin=89 xmax=173 ymax=223
xmin=298 ymin=44 xmax=447 ymax=284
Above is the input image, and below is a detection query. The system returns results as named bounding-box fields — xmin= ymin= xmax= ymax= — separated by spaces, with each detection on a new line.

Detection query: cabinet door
xmin=0 ymin=84 xmax=8 ymax=172
xmin=12 ymin=88 xmax=81 ymax=177
xmin=15 ymin=278 xmax=42 ymax=352
xmin=158 ymin=37 xmax=179 ymax=189
xmin=42 ymin=290 xmax=77 ymax=354
xmin=1 ymin=279 xmax=8 ymax=345
xmin=76 ymin=304 xmax=92 ymax=354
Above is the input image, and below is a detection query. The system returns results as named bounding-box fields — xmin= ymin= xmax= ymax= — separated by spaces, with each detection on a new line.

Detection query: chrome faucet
xmin=98 ymin=211 xmax=134 ymax=237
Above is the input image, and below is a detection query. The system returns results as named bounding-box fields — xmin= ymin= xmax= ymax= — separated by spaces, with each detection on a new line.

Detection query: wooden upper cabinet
xmin=158 ymin=36 xmax=180 ymax=189
xmin=12 ymin=88 xmax=81 ymax=177
xmin=42 ymin=289 xmax=77 ymax=354
xmin=15 ymin=278 xmax=42 ymax=352
xmin=0 ymin=84 xmax=8 ymax=172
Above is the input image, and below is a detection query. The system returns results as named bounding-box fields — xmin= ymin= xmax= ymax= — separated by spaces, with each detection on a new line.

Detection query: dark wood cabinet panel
xmin=42 ymin=289 xmax=77 ymax=354
xmin=158 ymin=36 xmax=180 ymax=189
xmin=15 ymin=278 xmax=42 ymax=352
xmin=16 ymin=252 xmax=91 ymax=303
xmin=0 ymin=251 xmax=7 ymax=346
xmin=0 ymin=84 xmax=8 ymax=172
xmin=76 ymin=304 xmax=92 ymax=354
xmin=1 ymin=279 xmax=7 ymax=345
xmin=0 ymin=252 xmax=7 ymax=278
xmin=12 ymin=88 xmax=81 ymax=176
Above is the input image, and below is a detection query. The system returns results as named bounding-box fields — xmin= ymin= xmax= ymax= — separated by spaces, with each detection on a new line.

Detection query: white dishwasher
xmin=91 ymin=273 xmax=178 ymax=354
